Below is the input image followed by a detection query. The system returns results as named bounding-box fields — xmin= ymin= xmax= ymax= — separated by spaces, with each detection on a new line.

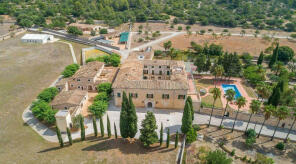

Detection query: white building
xmin=55 ymin=110 xmax=72 ymax=132
xmin=21 ymin=34 xmax=54 ymax=44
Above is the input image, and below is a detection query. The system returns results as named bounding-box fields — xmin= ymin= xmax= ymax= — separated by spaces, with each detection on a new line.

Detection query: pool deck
xmin=200 ymin=76 xmax=255 ymax=112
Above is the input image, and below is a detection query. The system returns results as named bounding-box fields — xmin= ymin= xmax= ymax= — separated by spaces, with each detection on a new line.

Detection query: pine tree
xmin=269 ymin=43 xmax=279 ymax=68
xmin=175 ymin=131 xmax=179 ymax=149
xmin=100 ymin=116 xmax=104 ymax=137
xmin=66 ymin=127 xmax=72 ymax=145
xmin=139 ymin=112 xmax=158 ymax=147
xmin=80 ymin=116 xmax=85 ymax=141
xmin=127 ymin=94 xmax=138 ymax=138
xmin=257 ymin=51 xmax=264 ymax=65
xmin=56 ymin=127 xmax=64 ymax=147
xmin=160 ymin=122 xmax=163 ymax=146
xmin=114 ymin=122 xmax=118 ymax=139
xmin=181 ymin=101 xmax=192 ymax=134
xmin=186 ymin=96 xmax=194 ymax=121
xmin=120 ymin=91 xmax=129 ymax=138
xmin=107 ymin=115 xmax=111 ymax=138
xmin=166 ymin=128 xmax=170 ymax=148
xmin=93 ymin=116 xmax=98 ymax=137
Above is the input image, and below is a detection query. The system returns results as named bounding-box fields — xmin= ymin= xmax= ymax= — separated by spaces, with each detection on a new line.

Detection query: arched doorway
xmin=147 ymin=102 xmax=153 ymax=108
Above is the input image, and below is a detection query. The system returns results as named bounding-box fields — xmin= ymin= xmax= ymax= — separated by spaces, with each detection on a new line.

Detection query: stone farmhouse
xmin=112 ymin=59 xmax=201 ymax=110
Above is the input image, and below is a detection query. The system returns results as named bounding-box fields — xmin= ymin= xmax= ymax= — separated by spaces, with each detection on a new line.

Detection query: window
xmin=144 ymin=65 xmax=147 ymax=68
xmin=143 ymin=70 xmax=148 ymax=74
xmin=152 ymin=66 xmax=154 ymax=68
xmin=77 ymin=79 xmax=80 ymax=81
xmin=71 ymin=84 xmax=74 ymax=87
xmin=167 ymin=66 xmax=170 ymax=69
xmin=162 ymin=94 xmax=170 ymax=99
xmin=158 ymin=76 xmax=161 ymax=80
xmin=159 ymin=71 xmax=162 ymax=75
xmin=152 ymin=70 xmax=154 ymax=75
xmin=146 ymin=94 xmax=153 ymax=98
xmin=64 ymin=107 xmax=68 ymax=109
xmin=178 ymin=95 xmax=186 ymax=99
xmin=88 ymin=79 xmax=91 ymax=82
xmin=151 ymin=76 xmax=155 ymax=80
xmin=78 ymin=86 xmax=81 ymax=88
xmin=117 ymin=92 xmax=121 ymax=97
xmin=167 ymin=71 xmax=170 ymax=75
xmin=130 ymin=93 xmax=138 ymax=98
xmin=143 ymin=76 xmax=147 ymax=79
xmin=159 ymin=66 xmax=161 ymax=68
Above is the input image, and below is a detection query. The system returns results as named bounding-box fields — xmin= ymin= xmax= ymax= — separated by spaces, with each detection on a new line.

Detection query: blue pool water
xmin=221 ymin=84 xmax=242 ymax=99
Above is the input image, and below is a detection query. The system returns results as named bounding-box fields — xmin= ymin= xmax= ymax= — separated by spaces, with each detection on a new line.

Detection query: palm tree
xmin=285 ymin=108 xmax=296 ymax=142
xmin=208 ymin=88 xmax=221 ymax=127
xmin=220 ymin=89 xmax=236 ymax=127
xmin=257 ymin=105 xmax=275 ymax=138
xmin=245 ymin=100 xmax=261 ymax=132
xmin=213 ymin=65 xmax=224 ymax=88
xmin=232 ymin=97 xmax=247 ymax=132
xmin=256 ymin=82 xmax=272 ymax=102
xmin=163 ymin=41 xmax=172 ymax=52
xmin=271 ymin=106 xmax=290 ymax=141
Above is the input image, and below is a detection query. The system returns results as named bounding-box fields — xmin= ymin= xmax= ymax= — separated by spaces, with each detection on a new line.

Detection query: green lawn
xmin=201 ymin=95 xmax=223 ymax=109
xmin=241 ymin=81 xmax=257 ymax=98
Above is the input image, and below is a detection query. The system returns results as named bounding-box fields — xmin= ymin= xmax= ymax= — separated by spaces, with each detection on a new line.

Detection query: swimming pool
xmin=221 ymin=84 xmax=242 ymax=99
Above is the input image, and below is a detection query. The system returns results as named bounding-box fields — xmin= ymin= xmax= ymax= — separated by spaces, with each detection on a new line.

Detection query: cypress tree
xmin=56 ymin=127 xmax=64 ymax=147
xmin=269 ymin=43 xmax=279 ymax=68
xmin=107 ymin=115 xmax=111 ymax=138
xmin=257 ymin=51 xmax=264 ymax=65
xmin=80 ymin=116 xmax=85 ymax=141
xmin=268 ymin=86 xmax=281 ymax=107
xmin=66 ymin=127 xmax=72 ymax=145
xmin=114 ymin=122 xmax=118 ymax=139
xmin=127 ymin=94 xmax=138 ymax=138
xmin=120 ymin=92 xmax=129 ymax=138
xmin=160 ymin=122 xmax=163 ymax=146
xmin=181 ymin=101 xmax=192 ymax=134
xmin=187 ymin=96 xmax=194 ymax=120
xmin=166 ymin=128 xmax=170 ymax=148
xmin=175 ymin=131 xmax=179 ymax=149
xmin=100 ymin=116 xmax=104 ymax=137
xmin=93 ymin=116 xmax=98 ymax=137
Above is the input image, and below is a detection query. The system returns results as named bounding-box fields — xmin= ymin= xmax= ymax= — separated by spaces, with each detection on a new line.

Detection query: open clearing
xmin=157 ymin=34 xmax=296 ymax=56
xmin=0 ymin=35 xmax=176 ymax=163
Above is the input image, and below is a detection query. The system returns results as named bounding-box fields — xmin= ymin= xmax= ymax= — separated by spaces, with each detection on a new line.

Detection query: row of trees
xmin=86 ymin=53 xmax=121 ymax=67
xmin=61 ymin=64 xmax=80 ymax=78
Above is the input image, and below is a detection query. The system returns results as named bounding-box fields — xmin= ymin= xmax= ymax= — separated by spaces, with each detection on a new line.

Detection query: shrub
xmin=255 ymin=153 xmax=274 ymax=164
xmin=206 ymin=150 xmax=232 ymax=164
xmin=94 ymin=92 xmax=110 ymax=102
xmin=31 ymin=100 xmax=57 ymax=124
xmin=275 ymin=142 xmax=285 ymax=150
xmin=86 ymin=58 xmax=96 ymax=63
xmin=97 ymin=83 xmax=112 ymax=95
xmin=99 ymin=28 xmax=108 ymax=34
xmin=230 ymin=149 xmax=235 ymax=156
xmin=178 ymin=26 xmax=182 ymax=30
xmin=72 ymin=114 xmax=82 ymax=129
xmin=88 ymin=100 xmax=108 ymax=118
xmin=62 ymin=64 xmax=80 ymax=77
xmin=186 ymin=127 xmax=197 ymax=144
xmin=154 ymin=50 xmax=163 ymax=57
xmin=37 ymin=87 xmax=58 ymax=102
xmin=245 ymin=129 xmax=256 ymax=148
xmin=245 ymin=129 xmax=256 ymax=138
xmin=67 ymin=26 xmax=83 ymax=36
xmin=192 ymin=124 xmax=201 ymax=131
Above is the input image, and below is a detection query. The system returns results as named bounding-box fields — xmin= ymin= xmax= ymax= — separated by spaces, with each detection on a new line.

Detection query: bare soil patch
xmin=158 ymin=34 xmax=296 ymax=56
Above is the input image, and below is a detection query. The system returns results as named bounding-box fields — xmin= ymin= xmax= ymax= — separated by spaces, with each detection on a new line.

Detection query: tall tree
xmin=139 ymin=112 xmax=158 ymax=147
xmin=285 ymin=108 xmax=296 ymax=142
xmin=269 ymin=43 xmax=279 ymax=68
xmin=100 ymin=116 xmax=104 ymax=137
xmin=56 ymin=127 xmax=64 ymax=147
xmin=120 ymin=92 xmax=129 ymax=138
xmin=114 ymin=123 xmax=118 ymax=139
xmin=232 ymin=97 xmax=247 ymax=132
xmin=127 ymin=94 xmax=138 ymax=138
xmin=166 ymin=128 xmax=170 ymax=148
xmin=66 ymin=127 xmax=72 ymax=145
xmin=93 ymin=116 xmax=98 ymax=137
xmin=181 ymin=101 xmax=192 ymax=134
xmin=271 ymin=106 xmax=290 ymax=141
xmin=212 ymin=65 xmax=224 ymax=88
xmin=257 ymin=51 xmax=264 ymax=65
xmin=160 ymin=122 xmax=163 ymax=146
xmin=175 ymin=131 xmax=179 ymax=149
xmin=209 ymin=88 xmax=221 ymax=127
xmin=163 ymin=41 xmax=172 ymax=52
xmin=220 ymin=89 xmax=236 ymax=127
xmin=107 ymin=115 xmax=111 ymax=138
xmin=186 ymin=96 xmax=194 ymax=120
xmin=256 ymin=82 xmax=272 ymax=102
xmin=268 ymin=84 xmax=282 ymax=107
xmin=80 ymin=116 xmax=85 ymax=141
xmin=258 ymin=105 xmax=275 ymax=138
xmin=245 ymin=100 xmax=261 ymax=132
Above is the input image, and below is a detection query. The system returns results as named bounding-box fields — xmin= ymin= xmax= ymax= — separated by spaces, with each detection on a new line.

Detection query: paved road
xmin=23 ymin=102 xmax=296 ymax=143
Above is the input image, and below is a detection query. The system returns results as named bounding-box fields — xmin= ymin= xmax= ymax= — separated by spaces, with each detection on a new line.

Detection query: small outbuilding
xmin=119 ymin=32 xmax=129 ymax=44
xmin=21 ymin=34 xmax=54 ymax=44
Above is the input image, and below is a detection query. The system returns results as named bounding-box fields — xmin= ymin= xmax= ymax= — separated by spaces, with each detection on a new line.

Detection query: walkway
xmin=22 ymin=104 xmax=296 ymax=143
xmin=58 ymin=41 xmax=77 ymax=64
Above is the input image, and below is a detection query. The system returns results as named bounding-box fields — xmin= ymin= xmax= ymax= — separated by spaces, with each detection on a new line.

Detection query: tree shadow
xmin=38 ymin=144 xmax=71 ymax=153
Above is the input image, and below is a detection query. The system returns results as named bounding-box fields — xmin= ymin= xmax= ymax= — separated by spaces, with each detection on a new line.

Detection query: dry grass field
xmin=158 ymin=34 xmax=296 ymax=56
xmin=0 ymin=35 xmax=177 ymax=163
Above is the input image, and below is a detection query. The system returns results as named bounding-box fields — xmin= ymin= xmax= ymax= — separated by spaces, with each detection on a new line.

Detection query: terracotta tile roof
xmin=112 ymin=60 xmax=188 ymax=90
xmin=51 ymin=90 xmax=87 ymax=107
xmin=72 ymin=61 xmax=104 ymax=78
